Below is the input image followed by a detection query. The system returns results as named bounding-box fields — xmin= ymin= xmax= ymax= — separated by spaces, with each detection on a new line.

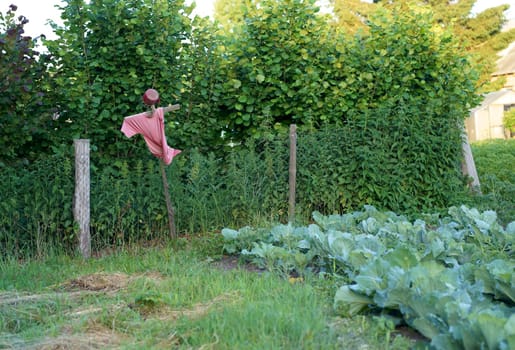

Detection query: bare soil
xmin=211 ymin=254 xmax=266 ymax=273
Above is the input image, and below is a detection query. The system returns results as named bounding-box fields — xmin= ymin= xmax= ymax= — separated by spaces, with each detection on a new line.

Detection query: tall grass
xmin=0 ymin=139 xmax=290 ymax=258
xmin=0 ymin=154 xmax=75 ymax=258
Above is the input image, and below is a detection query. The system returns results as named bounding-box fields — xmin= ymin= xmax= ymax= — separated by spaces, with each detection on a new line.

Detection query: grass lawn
xmin=0 ymin=239 xmax=422 ymax=349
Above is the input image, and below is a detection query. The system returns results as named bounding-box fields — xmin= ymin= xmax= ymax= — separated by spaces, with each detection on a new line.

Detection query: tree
xmin=176 ymin=15 xmax=229 ymax=153
xmin=0 ymin=4 xmax=52 ymax=165
xmin=463 ymin=5 xmax=515 ymax=91
xmin=330 ymin=0 xmax=515 ymax=91
xmin=330 ymin=0 xmax=375 ymax=34
xmin=504 ymin=108 xmax=515 ymax=135
xmin=44 ymin=0 xmax=197 ymax=160
xmin=213 ymin=0 xmax=249 ymax=30
xmin=216 ymin=0 xmax=344 ymax=142
xmin=329 ymin=5 xmax=480 ymax=212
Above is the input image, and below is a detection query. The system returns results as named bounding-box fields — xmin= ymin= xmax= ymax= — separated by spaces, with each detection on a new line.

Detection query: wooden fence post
xmin=74 ymin=139 xmax=91 ymax=258
xmin=288 ymin=124 xmax=297 ymax=224
xmin=462 ymin=133 xmax=481 ymax=192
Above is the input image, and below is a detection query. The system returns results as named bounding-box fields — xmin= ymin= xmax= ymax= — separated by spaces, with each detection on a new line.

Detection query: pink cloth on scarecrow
xmin=121 ymin=107 xmax=181 ymax=165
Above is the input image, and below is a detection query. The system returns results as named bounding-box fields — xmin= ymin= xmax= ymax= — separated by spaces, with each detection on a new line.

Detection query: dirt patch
xmin=24 ymin=323 xmax=127 ymax=350
xmin=137 ymin=271 xmax=167 ymax=280
xmin=211 ymin=255 xmax=266 ymax=274
xmin=61 ymin=272 xmax=131 ymax=292
xmin=394 ymin=325 xmax=428 ymax=342
xmin=1 ymin=273 xmax=136 ymax=307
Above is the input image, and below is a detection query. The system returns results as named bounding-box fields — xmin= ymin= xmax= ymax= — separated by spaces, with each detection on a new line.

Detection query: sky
xmin=2 ymin=0 xmax=515 ymax=40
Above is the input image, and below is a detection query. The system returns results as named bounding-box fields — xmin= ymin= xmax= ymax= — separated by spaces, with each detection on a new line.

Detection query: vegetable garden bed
xmin=222 ymin=205 xmax=515 ymax=349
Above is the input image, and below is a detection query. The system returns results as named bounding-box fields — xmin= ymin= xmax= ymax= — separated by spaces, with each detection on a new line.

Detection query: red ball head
xmin=143 ymin=88 xmax=160 ymax=106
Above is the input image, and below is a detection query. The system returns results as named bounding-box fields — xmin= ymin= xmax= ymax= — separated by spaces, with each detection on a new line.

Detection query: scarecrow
xmin=121 ymin=89 xmax=181 ymax=237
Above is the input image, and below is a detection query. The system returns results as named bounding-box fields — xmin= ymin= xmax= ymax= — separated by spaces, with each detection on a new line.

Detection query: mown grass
xmin=0 ymin=240 xmax=420 ymax=349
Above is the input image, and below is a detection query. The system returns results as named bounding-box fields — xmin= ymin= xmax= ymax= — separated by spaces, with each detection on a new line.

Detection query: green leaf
xmin=475 ymin=312 xmax=507 ymax=350
xmin=505 ymin=313 xmax=515 ymax=336
xmin=355 ymin=259 xmax=390 ymax=293
xmin=382 ymin=246 xmax=419 ymax=270
xmin=334 ymin=285 xmax=372 ymax=316
xmin=221 ymin=228 xmax=239 ymax=240
xmin=412 ymin=314 xmax=447 ymax=340
xmin=326 ymin=230 xmax=354 ymax=261
xmin=232 ymin=79 xmax=242 ymax=89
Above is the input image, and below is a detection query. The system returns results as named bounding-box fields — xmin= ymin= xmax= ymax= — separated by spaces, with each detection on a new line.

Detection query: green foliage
xmin=470 ymin=139 xmax=515 ymax=224
xmin=44 ymin=0 xmax=194 ymax=159
xmin=504 ymin=109 xmax=515 ymax=133
xmin=222 ymin=205 xmax=515 ymax=349
xmin=296 ymin=122 xmax=470 ymax=216
xmin=471 ymin=139 xmax=515 ymax=184
xmin=213 ymin=0 xmax=248 ymax=30
xmin=4 ymin=130 xmax=508 ymax=259
xmin=218 ymin=0 xmax=342 ymax=141
xmin=331 ymin=0 xmax=376 ymax=34
xmin=332 ymin=0 xmax=515 ymax=92
xmin=214 ymin=4 xmax=479 ymax=214
xmin=461 ymin=4 xmax=515 ymax=91
xmin=345 ymin=7 xmax=479 ymax=116
xmin=0 ymin=0 xmax=495 ymax=261
xmin=3 ymin=0 xmax=481 ymax=172
xmin=217 ymin=1 xmax=479 ymax=151
xmin=323 ymin=7 xmax=479 ymax=213
xmin=0 ymin=4 xmax=53 ymax=164
xmin=177 ymin=20 xmax=224 ymax=153
xmin=0 ymin=153 xmax=75 ymax=258
xmin=0 ymin=142 xmax=287 ymax=258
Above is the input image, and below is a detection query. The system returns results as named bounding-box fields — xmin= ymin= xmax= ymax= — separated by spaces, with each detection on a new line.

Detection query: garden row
xmin=222 ymin=205 xmax=515 ymax=349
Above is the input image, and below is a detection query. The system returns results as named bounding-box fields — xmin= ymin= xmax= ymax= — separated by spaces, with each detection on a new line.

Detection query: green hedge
xmin=1 ymin=126 xmax=485 ymax=258
xmin=6 ymin=134 xmax=514 ymax=260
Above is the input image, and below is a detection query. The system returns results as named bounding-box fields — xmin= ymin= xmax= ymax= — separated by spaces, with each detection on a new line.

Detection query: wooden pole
xmin=461 ymin=134 xmax=481 ymax=192
xmin=146 ymin=103 xmax=180 ymax=117
xmin=160 ymin=160 xmax=177 ymax=238
xmin=74 ymin=139 xmax=91 ymax=258
xmin=288 ymin=124 xmax=297 ymax=224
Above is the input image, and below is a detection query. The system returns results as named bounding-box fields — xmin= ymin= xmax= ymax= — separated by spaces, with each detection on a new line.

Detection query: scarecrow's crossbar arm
xmin=147 ymin=103 xmax=181 ymax=117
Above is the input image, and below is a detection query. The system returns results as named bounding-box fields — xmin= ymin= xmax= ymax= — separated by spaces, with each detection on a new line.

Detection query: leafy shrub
xmin=504 ymin=109 xmax=515 ymax=134
xmin=0 ymin=127 xmax=488 ymax=259
xmin=297 ymin=123 xmax=471 ymax=217
xmin=0 ymin=4 xmax=53 ymax=164
xmin=0 ymin=142 xmax=288 ymax=258
xmin=43 ymin=0 xmax=198 ymax=160
xmin=470 ymin=139 xmax=515 ymax=224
